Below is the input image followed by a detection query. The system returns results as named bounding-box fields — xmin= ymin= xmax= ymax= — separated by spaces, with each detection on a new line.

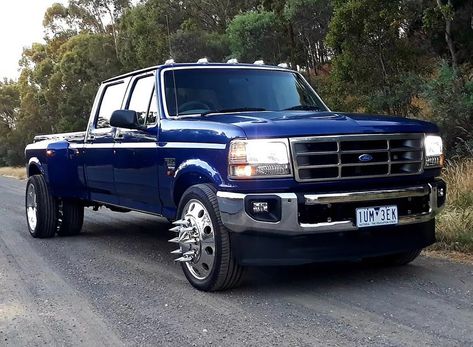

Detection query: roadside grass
xmin=0 ymin=167 xmax=27 ymax=180
xmin=431 ymin=159 xmax=473 ymax=254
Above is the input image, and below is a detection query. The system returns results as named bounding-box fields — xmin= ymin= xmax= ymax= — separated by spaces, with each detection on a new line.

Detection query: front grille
xmin=290 ymin=134 xmax=424 ymax=182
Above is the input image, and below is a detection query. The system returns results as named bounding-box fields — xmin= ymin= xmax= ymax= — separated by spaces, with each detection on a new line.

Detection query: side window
xmin=96 ymin=81 xmax=127 ymax=129
xmin=127 ymin=75 xmax=155 ymax=126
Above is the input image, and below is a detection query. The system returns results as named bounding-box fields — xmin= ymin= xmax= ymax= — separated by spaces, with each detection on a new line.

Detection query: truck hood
xmin=202 ymin=111 xmax=439 ymax=138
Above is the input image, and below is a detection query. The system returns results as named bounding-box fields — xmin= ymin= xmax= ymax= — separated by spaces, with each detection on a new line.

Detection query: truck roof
xmin=102 ymin=63 xmax=293 ymax=84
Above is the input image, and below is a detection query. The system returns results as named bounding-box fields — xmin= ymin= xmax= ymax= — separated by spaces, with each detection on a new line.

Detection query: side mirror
xmin=110 ymin=110 xmax=142 ymax=129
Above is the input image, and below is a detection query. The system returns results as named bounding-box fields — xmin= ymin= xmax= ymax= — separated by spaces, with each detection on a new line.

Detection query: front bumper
xmin=217 ymin=180 xmax=446 ymax=235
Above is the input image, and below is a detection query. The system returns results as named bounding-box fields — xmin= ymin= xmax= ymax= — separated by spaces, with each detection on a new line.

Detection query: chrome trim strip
xmin=84 ymin=143 xmax=115 ymax=149
xmin=69 ymin=144 xmax=85 ymax=149
xmin=80 ymin=142 xmax=225 ymax=149
xmin=304 ymin=185 xmax=429 ymax=205
xmin=159 ymin=142 xmax=226 ymax=149
xmin=290 ymin=132 xmax=423 ymax=142
xmin=114 ymin=143 xmax=157 ymax=149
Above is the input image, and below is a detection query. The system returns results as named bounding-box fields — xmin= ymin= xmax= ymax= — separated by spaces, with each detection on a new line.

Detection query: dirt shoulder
xmin=0 ymin=167 xmax=26 ymax=180
xmin=424 ymin=249 xmax=473 ymax=265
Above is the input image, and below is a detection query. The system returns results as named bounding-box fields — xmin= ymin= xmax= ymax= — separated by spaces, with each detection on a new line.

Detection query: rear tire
xmin=174 ymin=184 xmax=245 ymax=291
xmin=25 ymin=175 xmax=58 ymax=238
xmin=364 ymin=249 xmax=422 ymax=266
xmin=57 ymin=200 xmax=84 ymax=236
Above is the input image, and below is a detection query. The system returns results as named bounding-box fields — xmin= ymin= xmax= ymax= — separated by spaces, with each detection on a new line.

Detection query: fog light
xmin=245 ymin=196 xmax=281 ymax=222
xmin=252 ymin=202 xmax=269 ymax=213
xmin=438 ymin=188 xmax=445 ymax=197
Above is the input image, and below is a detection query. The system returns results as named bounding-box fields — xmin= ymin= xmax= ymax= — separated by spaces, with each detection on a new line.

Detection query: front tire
xmin=25 ymin=175 xmax=58 ymax=238
xmin=172 ymin=184 xmax=244 ymax=291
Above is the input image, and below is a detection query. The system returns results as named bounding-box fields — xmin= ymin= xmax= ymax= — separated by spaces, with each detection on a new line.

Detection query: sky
xmin=0 ymin=0 xmax=65 ymax=80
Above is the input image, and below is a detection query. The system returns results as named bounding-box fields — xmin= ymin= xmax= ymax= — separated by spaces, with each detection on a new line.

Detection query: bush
xmin=433 ymin=160 xmax=473 ymax=253
xmin=422 ymin=62 xmax=473 ymax=158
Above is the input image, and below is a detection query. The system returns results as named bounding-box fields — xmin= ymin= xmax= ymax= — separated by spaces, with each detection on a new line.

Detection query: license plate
xmin=356 ymin=205 xmax=398 ymax=228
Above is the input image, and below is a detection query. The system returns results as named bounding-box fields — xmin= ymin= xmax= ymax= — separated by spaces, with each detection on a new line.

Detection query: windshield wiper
xmin=201 ymin=107 xmax=267 ymax=117
xmin=283 ymin=105 xmax=322 ymax=112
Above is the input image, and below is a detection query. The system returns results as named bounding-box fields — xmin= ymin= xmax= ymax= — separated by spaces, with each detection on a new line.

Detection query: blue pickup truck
xmin=25 ymin=62 xmax=446 ymax=291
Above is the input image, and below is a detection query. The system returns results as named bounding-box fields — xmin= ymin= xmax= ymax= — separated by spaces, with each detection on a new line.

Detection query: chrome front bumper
xmin=217 ymin=183 xmax=445 ymax=235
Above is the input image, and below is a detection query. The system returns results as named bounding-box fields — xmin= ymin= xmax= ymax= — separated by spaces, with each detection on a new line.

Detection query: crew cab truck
xmin=25 ymin=62 xmax=446 ymax=291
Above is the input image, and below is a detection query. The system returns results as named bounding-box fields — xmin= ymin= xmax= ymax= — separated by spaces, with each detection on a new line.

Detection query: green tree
xmin=118 ymin=0 xmax=186 ymax=69
xmin=44 ymin=0 xmax=131 ymax=57
xmin=0 ymin=80 xmax=22 ymax=166
xmin=284 ymin=0 xmax=332 ymax=71
xmin=227 ymin=10 xmax=288 ymax=64
xmin=170 ymin=30 xmax=230 ymax=63
xmin=326 ymin=0 xmax=429 ymax=116
xmin=183 ymin=0 xmax=259 ymax=33
xmin=423 ymin=0 xmax=473 ymax=70
xmin=0 ymin=80 xmax=20 ymax=130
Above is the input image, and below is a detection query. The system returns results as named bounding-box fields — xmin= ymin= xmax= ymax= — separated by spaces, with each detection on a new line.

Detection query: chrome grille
xmin=290 ymin=134 xmax=424 ymax=182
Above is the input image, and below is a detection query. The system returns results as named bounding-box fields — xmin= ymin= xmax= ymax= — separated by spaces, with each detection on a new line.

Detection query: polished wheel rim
xmin=174 ymin=199 xmax=216 ymax=280
xmin=26 ymin=184 xmax=37 ymax=231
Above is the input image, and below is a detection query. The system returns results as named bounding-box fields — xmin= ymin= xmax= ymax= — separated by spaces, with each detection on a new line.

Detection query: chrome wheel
xmin=169 ymin=199 xmax=216 ymax=280
xmin=26 ymin=183 xmax=37 ymax=231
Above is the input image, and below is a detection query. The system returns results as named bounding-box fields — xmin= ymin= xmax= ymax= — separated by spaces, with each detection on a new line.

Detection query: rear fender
xmin=27 ymin=157 xmax=45 ymax=177
xmin=28 ymin=141 xmax=86 ymax=199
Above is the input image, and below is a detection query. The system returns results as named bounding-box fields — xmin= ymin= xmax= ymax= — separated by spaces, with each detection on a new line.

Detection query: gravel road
xmin=0 ymin=176 xmax=472 ymax=346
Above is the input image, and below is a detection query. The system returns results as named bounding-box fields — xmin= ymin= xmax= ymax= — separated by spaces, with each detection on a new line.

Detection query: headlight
xmin=229 ymin=139 xmax=292 ymax=178
xmin=424 ymin=135 xmax=444 ymax=168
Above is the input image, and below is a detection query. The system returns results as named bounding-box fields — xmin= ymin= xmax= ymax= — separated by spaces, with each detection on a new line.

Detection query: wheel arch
xmin=172 ymin=159 xmax=223 ymax=208
xmin=27 ymin=158 xmax=45 ymax=178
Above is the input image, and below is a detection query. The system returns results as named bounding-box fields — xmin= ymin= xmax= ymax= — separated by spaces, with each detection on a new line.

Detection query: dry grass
xmin=0 ymin=167 xmax=27 ymax=180
xmin=431 ymin=159 xmax=473 ymax=254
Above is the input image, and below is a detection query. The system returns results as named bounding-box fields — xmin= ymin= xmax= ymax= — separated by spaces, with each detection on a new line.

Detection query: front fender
xmin=172 ymin=159 xmax=224 ymax=206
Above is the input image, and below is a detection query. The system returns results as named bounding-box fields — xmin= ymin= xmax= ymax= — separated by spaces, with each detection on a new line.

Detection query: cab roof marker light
xmin=254 ymin=60 xmax=265 ymax=65
xmin=197 ymin=57 xmax=209 ymax=63
xmin=227 ymin=58 xmax=238 ymax=64
xmin=278 ymin=63 xmax=289 ymax=68
xmin=164 ymin=59 xmax=175 ymax=65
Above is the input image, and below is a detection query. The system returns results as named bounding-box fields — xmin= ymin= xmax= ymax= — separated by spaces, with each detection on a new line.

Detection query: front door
xmin=113 ymin=74 xmax=161 ymax=214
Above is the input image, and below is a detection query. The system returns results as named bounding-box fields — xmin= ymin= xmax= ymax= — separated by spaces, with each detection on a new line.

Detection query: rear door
xmin=113 ymin=73 xmax=161 ymax=213
xmin=84 ymin=79 xmax=128 ymax=204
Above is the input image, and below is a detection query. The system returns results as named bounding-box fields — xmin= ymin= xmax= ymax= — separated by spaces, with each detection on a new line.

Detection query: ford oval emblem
xmin=358 ymin=154 xmax=374 ymax=162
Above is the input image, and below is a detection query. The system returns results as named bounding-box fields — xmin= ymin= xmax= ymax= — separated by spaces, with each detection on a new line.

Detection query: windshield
xmin=163 ymin=68 xmax=327 ymax=117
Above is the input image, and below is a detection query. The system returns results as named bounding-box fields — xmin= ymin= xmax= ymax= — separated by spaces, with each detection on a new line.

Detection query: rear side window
xmin=96 ymin=81 xmax=127 ymax=128
xmin=127 ymin=75 xmax=156 ymax=126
